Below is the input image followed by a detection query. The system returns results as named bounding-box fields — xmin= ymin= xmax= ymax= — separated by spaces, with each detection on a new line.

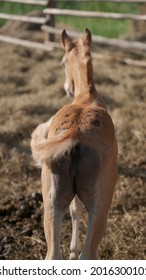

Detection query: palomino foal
xmin=31 ymin=29 xmax=117 ymax=260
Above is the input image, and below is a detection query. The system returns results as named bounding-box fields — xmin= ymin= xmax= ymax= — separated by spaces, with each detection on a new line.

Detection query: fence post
xmin=45 ymin=0 xmax=56 ymax=42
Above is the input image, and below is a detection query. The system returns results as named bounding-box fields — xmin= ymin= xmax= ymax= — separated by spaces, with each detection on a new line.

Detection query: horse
xmin=31 ymin=28 xmax=118 ymax=260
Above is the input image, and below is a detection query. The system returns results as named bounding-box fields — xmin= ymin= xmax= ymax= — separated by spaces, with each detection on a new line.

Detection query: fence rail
xmin=1 ymin=0 xmax=146 ymax=3
xmin=0 ymin=0 xmax=146 ymax=56
xmin=0 ymin=0 xmax=48 ymax=5
xmin=44 ymin=8 xmax=146 ymax=21
xmin=0 ymin=34 xmax=54 ymax=50
xmin=0 ymin=13 xmax=46 ymax=24
xmin=42 ymin=25 xmax=146 ymax=53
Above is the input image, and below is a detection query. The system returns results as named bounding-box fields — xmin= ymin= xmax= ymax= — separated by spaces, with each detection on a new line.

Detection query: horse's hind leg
xmin=42 ymin=164 xmax=63 ymax=259
xmin=79 ymin=205 xmax=108 ymax=260
xmin=79 ymin=162 xmax=117 ymax=260
xmin=69 ymin=195 xmax=83 ymax=260
xmin=76 ymin=146 xmax=117 ymax=260
xmin=44 ymin=197 xmax=65 ymax=260
xmin=42 ymin=161 xmax=75 ymax=259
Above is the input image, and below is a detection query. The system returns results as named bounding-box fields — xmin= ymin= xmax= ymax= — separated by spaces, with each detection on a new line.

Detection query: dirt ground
xmin=0 ymin=24 xmax=146 ymax=260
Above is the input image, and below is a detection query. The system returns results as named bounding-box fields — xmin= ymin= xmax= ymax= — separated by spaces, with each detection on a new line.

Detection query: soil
xmin=0 ymin=23 xmax=146 ymax=260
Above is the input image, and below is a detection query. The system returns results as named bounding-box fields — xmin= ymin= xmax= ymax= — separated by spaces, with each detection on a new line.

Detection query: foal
xmin=31 ymin=28 xmax=117 ymax=260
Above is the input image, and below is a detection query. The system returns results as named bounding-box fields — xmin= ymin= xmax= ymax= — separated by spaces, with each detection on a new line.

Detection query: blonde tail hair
xmin=31 ymin=122 xmax=78 ymax=167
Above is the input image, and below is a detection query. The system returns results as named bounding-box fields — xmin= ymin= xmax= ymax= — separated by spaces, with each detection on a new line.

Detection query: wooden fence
xmin=0 ymin=0 xmax=146 ymax=57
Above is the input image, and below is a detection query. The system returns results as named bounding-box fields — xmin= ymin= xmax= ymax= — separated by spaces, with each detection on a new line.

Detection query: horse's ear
xmin=81 ymin=28 xmax=92 ymax=47
xmin=61 ymin=30 xmax=74 ymax=52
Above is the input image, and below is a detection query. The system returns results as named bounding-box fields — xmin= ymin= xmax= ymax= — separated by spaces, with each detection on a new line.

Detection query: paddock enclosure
xmin=0 ymin=0 xmax=146 ymax=259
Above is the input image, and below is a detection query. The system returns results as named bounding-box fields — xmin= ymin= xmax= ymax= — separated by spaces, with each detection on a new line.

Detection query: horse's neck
xmin=71 ymin=57 xmax=106 ymax=109
xmin=73 ymin=77 xmax=106 ymax=109
xmin=73 ymin=60 xmax=96 ymax=97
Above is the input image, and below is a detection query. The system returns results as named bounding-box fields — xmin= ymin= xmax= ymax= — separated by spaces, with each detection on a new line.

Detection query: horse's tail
xmin=31 ymin=123 xmax=78 ymax=167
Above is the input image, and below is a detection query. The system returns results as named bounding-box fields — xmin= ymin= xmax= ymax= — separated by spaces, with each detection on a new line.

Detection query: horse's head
xmin=61 ymin=28 xmax=92 ymax=98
